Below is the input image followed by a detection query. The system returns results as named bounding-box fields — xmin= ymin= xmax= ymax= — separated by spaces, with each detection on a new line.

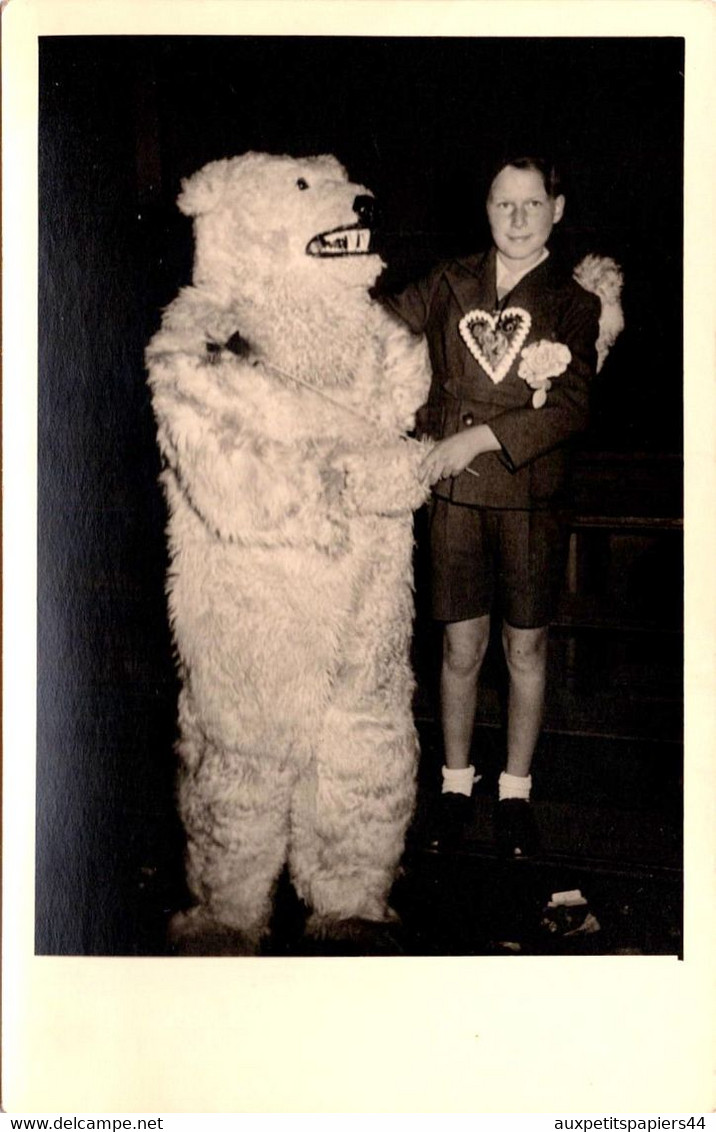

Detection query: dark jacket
xmin=385 ymin=247 xmax=601 ymax=509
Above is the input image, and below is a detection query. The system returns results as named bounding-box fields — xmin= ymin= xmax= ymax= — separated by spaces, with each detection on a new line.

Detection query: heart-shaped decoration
xmin=459 ymin=307 xmax=532 ymax=384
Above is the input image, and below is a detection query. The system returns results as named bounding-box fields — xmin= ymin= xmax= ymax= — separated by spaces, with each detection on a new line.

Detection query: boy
xmin=387 ymin=156 xmax=601 ymax=857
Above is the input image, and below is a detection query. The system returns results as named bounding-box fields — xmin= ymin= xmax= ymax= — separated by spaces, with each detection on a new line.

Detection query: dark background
xmin=37 ymin=36 xmax=683 ymax=954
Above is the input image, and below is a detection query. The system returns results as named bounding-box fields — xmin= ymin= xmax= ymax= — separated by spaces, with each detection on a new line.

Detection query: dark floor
xmin=45 ymin=598 xmax=683 ymax=957
xmin=127 ymin=712 xmax=682 ymax=959
xmin=394 ymin=723 xmax=682 ymax=957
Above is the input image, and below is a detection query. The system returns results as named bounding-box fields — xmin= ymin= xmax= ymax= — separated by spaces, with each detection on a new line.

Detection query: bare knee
xmin=502 ymin=623 xmax=549 ymax=675
xmin=443 ymin=617 xmax=491 ymax=678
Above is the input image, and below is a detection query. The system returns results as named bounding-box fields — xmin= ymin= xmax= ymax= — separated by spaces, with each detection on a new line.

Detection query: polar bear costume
xmin=146 ymin=153 xmax=432 ymax=953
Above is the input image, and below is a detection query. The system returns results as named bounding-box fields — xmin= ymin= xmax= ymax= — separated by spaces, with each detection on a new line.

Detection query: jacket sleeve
xmin=487 ymin=288 xmax=601 ymax=471
xmin=381 ymin=274 xmax=437 ymax=336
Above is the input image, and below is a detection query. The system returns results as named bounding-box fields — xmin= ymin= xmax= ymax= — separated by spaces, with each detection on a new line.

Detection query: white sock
xmin=442 ymin=765 xmax=480 ymax=797
xmin=499 ymin=771 xmax=532 ymax=802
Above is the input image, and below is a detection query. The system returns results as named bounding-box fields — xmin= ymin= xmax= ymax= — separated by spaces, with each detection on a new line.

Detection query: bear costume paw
xmin=167 ymin=908 xmax=266 ymax=957
xmin=338 ymin=439 xmax=432 ymax=517
xmin=303 ymin=912 xmax=405 ymax=956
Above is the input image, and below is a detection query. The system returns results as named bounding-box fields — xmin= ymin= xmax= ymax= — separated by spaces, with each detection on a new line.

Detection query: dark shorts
xmin=429 ymin=497 xmax=571 ymax=628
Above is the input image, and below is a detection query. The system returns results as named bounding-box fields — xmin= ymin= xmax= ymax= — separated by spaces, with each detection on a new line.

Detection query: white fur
xmin=573 ymin=254 xmax=625 ymax=372
xmin=146 ymin=152 xmax=432 ymax=944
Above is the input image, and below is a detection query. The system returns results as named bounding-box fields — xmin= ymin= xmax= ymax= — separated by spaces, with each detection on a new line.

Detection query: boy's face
xmin=486 ymin=165 xmax=565 ymax=268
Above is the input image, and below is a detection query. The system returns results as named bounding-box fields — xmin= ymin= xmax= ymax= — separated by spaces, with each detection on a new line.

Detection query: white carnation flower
xmin=518 ymin=340 xmax=571 ymax=407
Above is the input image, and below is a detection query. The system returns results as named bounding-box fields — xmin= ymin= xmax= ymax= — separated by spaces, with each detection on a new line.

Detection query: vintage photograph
xmin=36 ymin=34 xmax=683 ymax=960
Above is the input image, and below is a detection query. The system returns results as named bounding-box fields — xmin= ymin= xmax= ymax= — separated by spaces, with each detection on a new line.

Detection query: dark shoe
xmin=496 ymin=798 xmax=539 ymax=860
xmin=429 ymin=791 xmax=472 ymax=852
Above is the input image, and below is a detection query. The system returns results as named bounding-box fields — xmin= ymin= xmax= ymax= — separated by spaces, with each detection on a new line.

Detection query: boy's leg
xmin=429 ymin=500 xmax=497 ymax=848
xmin=495 ymin=508 xmax=568 ymax=856
xmin=431 ymin=498 xmax=495 ymax=771
xmin=502 ymin=621 xmax=549 ymax=778
xmin=430 ymin=615 xmax=491 ymax=849
xmin=494 ymin=621 xmax=549 ymax=858
xmin=441 ymin=614 xmax=491 ymax=769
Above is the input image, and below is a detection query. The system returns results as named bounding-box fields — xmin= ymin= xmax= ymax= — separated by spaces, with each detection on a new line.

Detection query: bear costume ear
xmin=177 ymin=159 xmax=232 ymax=217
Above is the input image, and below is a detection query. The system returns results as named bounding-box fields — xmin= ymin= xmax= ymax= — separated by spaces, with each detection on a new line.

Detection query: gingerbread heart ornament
xmin=458 ymin=307 xmax=532 ymax=384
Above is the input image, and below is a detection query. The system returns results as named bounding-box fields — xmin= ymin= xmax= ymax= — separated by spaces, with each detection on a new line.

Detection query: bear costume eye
xmin=296 ymin=178 xmax=309 ymax=190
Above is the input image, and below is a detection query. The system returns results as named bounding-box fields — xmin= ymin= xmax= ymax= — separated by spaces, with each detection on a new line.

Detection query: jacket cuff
xmin=486 ymin=411 xmax=530 ymax=471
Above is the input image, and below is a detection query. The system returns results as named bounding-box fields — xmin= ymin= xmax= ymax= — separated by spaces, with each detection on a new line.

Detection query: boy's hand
xmin=420 ymin=425 xmax=501 ymax=483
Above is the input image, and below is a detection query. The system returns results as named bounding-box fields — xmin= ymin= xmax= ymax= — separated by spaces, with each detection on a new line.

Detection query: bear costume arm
xmin=332 ymin=310 xmax=433 ymax=517
xmin=337 ymin=439 xmax=432 ymax=518
xmin=148 ymin=351 xmax=349 ymax=553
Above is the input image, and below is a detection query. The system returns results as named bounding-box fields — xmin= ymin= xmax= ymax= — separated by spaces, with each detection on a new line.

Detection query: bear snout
xmin=353 ymin=194 xmax=376 ymax=226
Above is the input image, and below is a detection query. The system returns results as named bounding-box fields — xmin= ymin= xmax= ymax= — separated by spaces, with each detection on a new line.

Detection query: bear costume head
xmin=178 ymin=151 xmax=385 ymax=303
xmin=162 ymin=152 xmax=416 ymax=398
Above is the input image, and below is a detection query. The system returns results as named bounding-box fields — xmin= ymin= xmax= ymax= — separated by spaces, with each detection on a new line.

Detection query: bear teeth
xmin=306 ymin=226 xmax=372 ymax=256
